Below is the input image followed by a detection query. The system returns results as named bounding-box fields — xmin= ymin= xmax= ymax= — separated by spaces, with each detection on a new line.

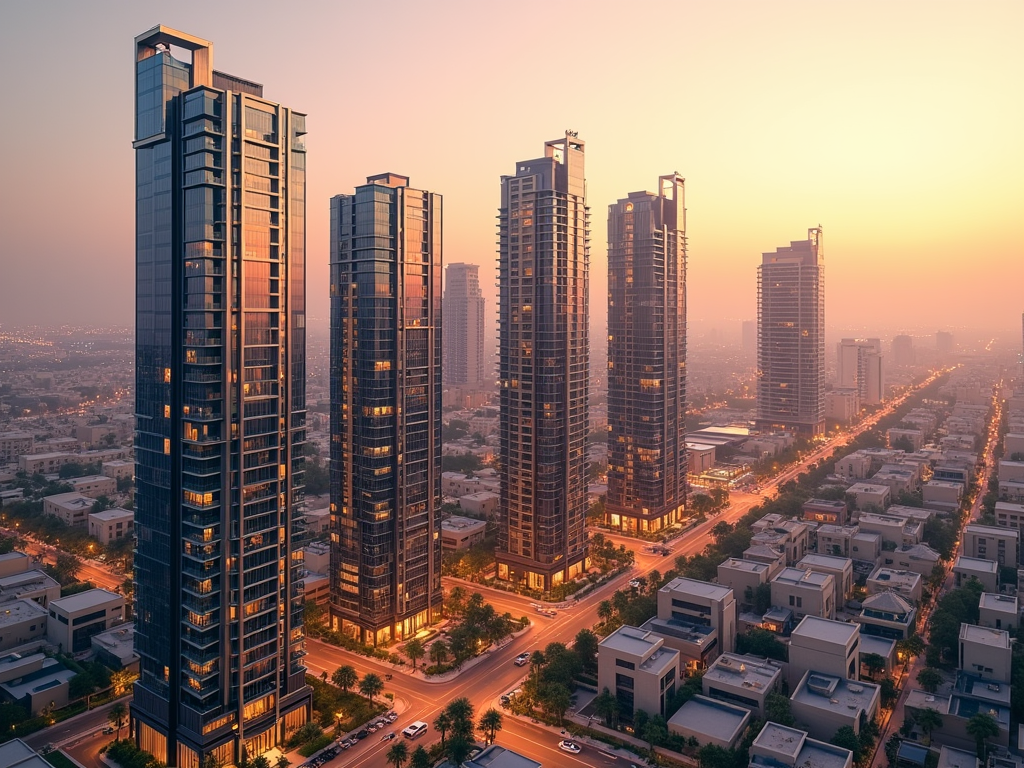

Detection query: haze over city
xmin=1 ymin=0 xmax=1022 ymax=345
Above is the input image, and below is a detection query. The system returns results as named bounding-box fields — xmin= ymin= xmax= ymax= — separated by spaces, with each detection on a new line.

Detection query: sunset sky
xmin=1 ymin=0 xmax=1021 ymax=346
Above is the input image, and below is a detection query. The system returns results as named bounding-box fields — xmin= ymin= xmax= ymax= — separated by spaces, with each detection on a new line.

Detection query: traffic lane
xmin=501 ymin=717 xmax=632 ymax=768
xmin=64 ymin=731 xmax=111 ymax=768
xmin=22 ymin=700 xmax=119 ymax=750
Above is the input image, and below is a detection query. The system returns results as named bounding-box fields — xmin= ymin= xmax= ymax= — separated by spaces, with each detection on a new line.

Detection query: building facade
xmin=496 ymin=134 xmax=589 ymax=591
xmin=329 ymin=174 xmax=443 ymax=646
xmin=442 ymin=263 xmax=486 ymax=388
xmin=131 ymin=26 xmax=310 ymax=768
xmin=756 ymin=228 xmax=825 ymax=436
xmin=605 ymin=175 xmax=687 ymax=535
xmin=836 ymin=338 xmax=884 ymax=405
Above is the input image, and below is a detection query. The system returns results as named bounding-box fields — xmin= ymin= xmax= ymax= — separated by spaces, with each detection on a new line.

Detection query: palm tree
xmin=445 ymin=697 xmax=475 ymax=741
xmin=433 ymin=711 xmax=452 ymax=747
xmin=446 ymin=736 xmax=473 ymax=766
xmin=409 ymin=746 xmax=432 ymax=768
xmin=429 ymin=639 xmax=449 ymax=666
xmin=108 ymin=702 xmax=128 ymax=740
xmin=358 ymin=672 xmax=384 ymax=705
xmin=446 ymin=586 xmax=467 ymax=618
xmin=479 ymin=707 xmax=503 ymax=743
xmin=385 ymin=741 xmax=408 ymax=768
xmin=332 ymin=665 xmax=358 ymax=693
xmin=529 ymin=650 xmax=545 ymax=685
xmin=594 ymin=688 xmax=619 ymax=728
xmin=914 ymin=707 xmax=943 ymax=746
xmin=966 ymin=712 xmax=1000 ymax=762
xmin=597 ymin=600 xmax=613 ymax=623
xmin=404 ymin=638 xmax=425 ymax=671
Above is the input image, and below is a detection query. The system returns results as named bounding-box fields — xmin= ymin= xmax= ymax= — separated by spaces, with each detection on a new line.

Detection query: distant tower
xmin=837 ymin=338 xmax=884 ymax=405
xmin=131 ymin=25 xmax=311 ymax=767
xmin=496 ymin=134 xmax=589 ymax=591
xmin=606 ymin=175 xmax=687 ymax=535
xmin=891 ymin=334 xmax=915 ymax=367
xmin=756 ymin=228 xmax=825 ymax=436
xmin=443 ymin=263 xmax=486 ymax=388
xmin=935 ymin=330 xmax=954 ymax=356
xmin=329 ymin=174 xmax=443 ymax=645
xmin=742 ymin=320 xmax=757 ymax=357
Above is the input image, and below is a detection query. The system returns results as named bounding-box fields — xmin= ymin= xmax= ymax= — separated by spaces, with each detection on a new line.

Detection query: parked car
xmin=355 ymin=729 xmax=369 ymax=740
xmin=558 ymin=740 xmax=582 ymax=754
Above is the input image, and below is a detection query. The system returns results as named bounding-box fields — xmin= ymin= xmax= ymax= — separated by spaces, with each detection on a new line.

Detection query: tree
xmin=736 ymin=628 xmax=788 ymax=661
xmin=643 ymin=716 xmax=668 ymax=754
xmin=358 ymin=672 xmax=384 ymax=704
xmin=884 ymin=734 xmax=902 ymax=768
xmin=597 ymin=600 xmax=613 ymax=623
xmin=594 ymin=688 xmax=619 ymax=728
xmin=573 ymin=628 xmax=599 ymax=673
xmin=916 ymin=667 xmax=943 ymax=693
xmin=446 ymin=736 xmax=473 ymax=766
xmin=538 ymin=683 xmax=571 ymax=724
xmin=711 ymin=520 xmax=734 ymax=544
xmin=433 ymin=711 xmax=452 ymax=746
xmin=108 ymin=702 xmax=128 ymax=739
xmin=897 ymin=635 xmax=925 ymax=660
xmin=914 ymin=707 xmax=943 ymax=745
xmin=409 ymin=746 xmax=432 ymax=768
xmin=479 ymin=707 xmax=503 ymax=743
xmin=110 ymin=668 xmax=137 ymax=697
xmin=966 ymin=712 xmax=1000 ymax=762
xmin=385 ymin=741 xmax=408 ymax=768
xmin=446 ymin=586 xmax=467 ymax=619
xmin=332 ymin=665 xmax=358 ymax=693
xmin=51 ymin=552 xmax=81 ymax=585
xmin=404 ymin=638 xmax=425 ymax=671
xmin=445 ymin=697 xmax=475 ymax=742
xmin=764 ymin=692 xmax=795 ymax=727
xmin=251 ymin=757 xmax=271 ymax=768
xmin=830 ymin=726 xmax=862 ymax=763
xmin=697 ymin=743 xmax=734 ymax=768
xmin=862 ymin=653 xmax=886 ymax=680
xmin=429 ymin=639 xmax=449 ymax=667
xmin=275 ymin=757 xmax=290 ymax=768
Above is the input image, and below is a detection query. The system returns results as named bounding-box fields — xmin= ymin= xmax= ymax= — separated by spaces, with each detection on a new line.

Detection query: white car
xmin=628 ymin=578 xmax=642 ymax=588
xmin=514 ymin=653 xmax=531 ymax=666
xmin=558 ymin=740 xmax=582 ymax=754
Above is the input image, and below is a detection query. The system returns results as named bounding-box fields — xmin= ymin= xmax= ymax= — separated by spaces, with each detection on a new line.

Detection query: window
xmin=615 ymin=658 xmax=635 ymax=671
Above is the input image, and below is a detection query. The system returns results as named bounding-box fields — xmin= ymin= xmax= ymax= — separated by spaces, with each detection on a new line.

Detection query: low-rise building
xmin=743 ymin=544 xmax=786 ymax=577
xmin=701 ymin=652 xmax=782 ymax=718
xmin=598 ymin=625 xmax=679 ymax=720
xmin=888 ymin=428 xmax=924 ymax=451
xmin=458 ymin=491 xmax=500 ymax=518
xmin=997 ymin=479 xmax=1024 ymax=503
xmin=858 ymin=634 xmax=897 ymax=680
xmin=302 ymin=541 xmax=330 ymax=575
xmin=852 ymin=531 xmax=882 ymax=564
xmin=856 ymin=511 xmax=921 ymax=547
xmin=0 ymin=599 xmax=48 ymax=652
xmin=905 ymin=674 xmax=1012 ymax=755
xmin=936 ymin=746 xmax=981 ymax=768
xmin=770 ymin=568 xmax=835 ymax=621
xmin=846 ymin=482 xmax=891 ymax=511
xmin=46 ymin=589 xmax=125 ymax=653
xmin=751 ymin=515 xmax=812 ymax=565
xmin=91 ymin=623 xmax=139 ymax=672
xmin=826 ymin=391 xmax=859 ymax=423
xmin=884 ymin=544 xmax=941 ymax=577
xmin=995 ymin=501 xmax=1024 ymax=531
xmin=667 ymin=695 xmax=750 ymax=749
xmin=952 ymin=556 xmax=999 ymax=592
xmin=657 ymin=578 xmax=737 ymax=655
xmin=795 ymin=554 xmax=853 ymax=606
xmin=101 ymin=459 xmax=135 ymax=480
xmin=788 ymin=615 xmax=861 ymax=687
xmin=0 ymin=569 xmax=60 ymax=609
xmin=302 ymin=507 xmax=330 ymax=534
xmin=0 ymin=738 xmax=56 ymax=768
xmin=814 ymin=524 xmax=858 ymax=558
xmin=41 ymin=492 xmax=95 ymax=528
xmin=871 ymin=464 xmax=921 ymax=496
xmin=0 ymin=653 xmax=75 ymax=716
xmin=749 ymin=722 xmax=853 ymax=768
xmin=66 ymin=474 xmax=117 ymax=499
xmin=835 ymin=453 xmax=872 ymax=480
xmin=462 ymin=745 xmax=541 ymax=768
xmin=802 ymin=499 xmax=849 ymax=525
xmin=866 ymin=568 xmax=923 ymax=603
xmin=924 ymin=480 xmax=963 ymax=511
xmin=978 ymin=593 xmax=1018 ymax=631
xmin=856 ymin=591 xmax=917 ymax=640
xmin=717 ymin=559 xmax=770 ymax=610
xmin=790 ymin=670 xmax=880 ymax=741
xmin=87 ymin=507 xmax=134 ymax=545
xmin=963 ymin=524 xmax=1018 ymax=567
xmin=959 ymin=623 xmax=1011 ymax=683
xmin=0 ymin=433 xmax=33 ymax=466
xmin=440 ymin=516 xmax=488 ymax=551
xmin=17 ymin=452 xmax=77 ymax=475
xmin=997 ymin=460 xmax=1024 ymax=483
xmin=0 ymin=552 xmax=32 ymax=579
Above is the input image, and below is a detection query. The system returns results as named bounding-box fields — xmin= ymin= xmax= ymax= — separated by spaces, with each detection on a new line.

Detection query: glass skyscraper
xmin=443 ymin=263 xmax=486 ymax=389
xmin=756 ymin=228 xmax=826 ymax=437
xmin=496 ymin=134 xmax=590 ymax=592
xmin=329 ymin=174 xmax=443 ymax=646
xmin=132 ymin=26 xmax=310 ymax=768
xmin=606 ymin=175 xmax=688 ymax=535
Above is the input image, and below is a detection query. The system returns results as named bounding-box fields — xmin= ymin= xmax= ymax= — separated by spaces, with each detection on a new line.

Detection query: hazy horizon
xmin=1 ymin=1 xmax=1021 ymax=343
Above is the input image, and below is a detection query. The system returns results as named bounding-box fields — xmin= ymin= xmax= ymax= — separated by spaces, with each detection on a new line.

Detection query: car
xmin=368 ymin=721 xmax=382 ymax=732
xmin=386 ymin=713 xmax=398 ymax=723
xmin=500 ymin=695 xmax=511 ymax=707
xmin=514 ymin=652 xmax=531 ymax=666
xmin=338 ymin=740 xmax=351 ymax=750
xmin=381 ymin=731 xmax=396 ymax=741
xmin=628 ymin=578 xmax=642 ymax=588
xmin=558 ymin=740 xmax=582 ymax=754
xmin=102 ymin=726 xmax=115 ymax=734
xmin=355 ymin=729 xmax=369 ymax=740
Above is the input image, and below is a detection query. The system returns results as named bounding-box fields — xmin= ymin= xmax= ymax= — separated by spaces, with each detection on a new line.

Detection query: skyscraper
xmin=756 ymin=228 xmax=825 ymax=437
xmin=132 ymin=26 xmax=310 ymax=767
xmin=443 ymin=263 xmax=486 ymax=388
xmin=496 ymin=134 xmax=589 ymax=591
xmin=836 ymin=338 xmax=884 ymax=405
xmin=329 ymin=174 xmax=443 ymax=645
xmin=605 ymin=175 xmax=688 ymax=535
xmin=891 ymin=334 xmax=915 ymax=367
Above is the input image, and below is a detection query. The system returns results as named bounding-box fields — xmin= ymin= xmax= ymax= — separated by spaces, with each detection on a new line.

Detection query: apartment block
xmin=814 ymin=524 xmax=859 ymax=558
xmin=922 ymin=480 xmax=962 ymax=511
xmin=856 ymin=591 xmax=917 ymax=640
xmin=46 ymin=589 xmax=124 ymax=654
xmin=790 ymin=671 xmax=880 ymax=741
xmin=978 ymin=593 xmax=1018 ymax=631
xmin=0 ymin=433 xmax=33 ymax=465
xmin=995 ymin=501 xmax=1024 ymax=531
xmin=668 ymin=695 xmax=750 ymax=749
xmin=66 ymin=474 xmax=117 ymax=499
xmin=796 ymin=554 xmax=853 ymax=606
xmin=717 ymin=559 xmax=770 ymax=609
xmin=963 ymin=523 xmax=1019 ymax=566
xmin=802 ymin=498 xmax=848 ymax=525
xmin=770 ymin=568 xmax=835 ymax=621
xmin=856 ymin=511 xmax=921 ymax=547
xmin=87 ymin=507 xmax=134 ymax=545
xmin=788 ymin=615 xmax=861 ymax=687
xmin=598 ymin=625 xmax=679 ymax=720
xmin=958 ymin=624 xmax=1011 ymax=683
xmin=846 ymin=483 xmax=891 ymax=512
xmin=0 ymin=599 xmax=48 ymax=652
xmin=41 ymin=492 xmax=94 ymax=528
xmin=953 ymin=556 xmax=999 ymax=592
xmin=866 ymin=568 xmax=923 ymax=603
xmin=884 ymin=544 xmax=941 ymax=577
xmin=749 ymin=723 xmax=853 ymax=768
xmin=645 ymin=577 xmax=737 ymax=668
xmin=701 ymin=652 xmax=782 ymax=718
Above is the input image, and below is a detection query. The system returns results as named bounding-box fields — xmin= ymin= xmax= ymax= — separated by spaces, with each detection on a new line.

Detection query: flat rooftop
xmin=642 ymin=616 xmax=717 ymax=648
xmin=796 ymin=554 xmax=852 ymax=570
xmin=0 ymin=569 xmax=59 ymax=598
xmin=868 ymin=568 xmax=922 ymax=588
xmin=937 ymin=745 xmax=984 ymax=768
xmin=954 ymin=556 xmax=999 ymax=574
xmin=668 ymin=695 xmax=750 ymax=742
xmin=0 ymin=739 xmax=54 ymax=768
xmin=979 ymin=593 xmax=1018 ymax=614
xmin=703 ymin=653 xmax=781 ymax=691
xmin=817 ymin=524 xmax=859 ymax=536
xmin=0 ymin=597 xmax=48 ymax=628
xmin=791 ymin=615 xmax=859 ymax=645
xmin=858 ymin=512 xmax=909 ymax=524
xmin=441 ymin=515 xmax=487 ymax=531
xmin=965 ymin=523 xmax=1019 ymax=538
xmin=464 ymin=745 xmax=541 ymax=768
xmin=719 ymin=558 xmax=769 ymax=574
xmin=847 ymin=483 xmax=890 ymax=494
xmin=0 ymin=658 xmax=75 ymax=700
xmin=792 ymin=671 xmax=880 ymax=715
xmin=50 ymin=588 xmax=122 ymax=614
xmin=600 ymin=625 xmax=662 ymax=657
xmin=89 ymin=507 xmax=133 ymax=522
xmin=773 ymin=567 xmax=833 ymax=588
xmin=751 ymin=723 xmax=854 ymax=768
xmin=959 ymin=623 xmax=1011 ymax=649
xmin=660 ymin=576 xmax=733 ymax=602
xmin=858 ymin=634 xmax=897 ymax=659
xmin=42 ymin=492 xmax=94 ymax=509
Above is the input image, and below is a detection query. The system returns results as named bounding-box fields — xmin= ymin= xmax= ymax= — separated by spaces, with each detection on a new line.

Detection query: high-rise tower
xmin=756 ymin=228 xmax=825 ymax=437
xmin=329 ymin=174 xmax=443 ymax=645
xmin=496 ymin=134 xmax=589 ymax=591
xmin=443 ymin=263 xmax=486 ymax=388
xmin=605 ymin=175 xmax=687 ymax=535
xmin=132 ymin=26 xmax=310 ymax=767
xmin=836 ymin=338 xmax=883 ymax=405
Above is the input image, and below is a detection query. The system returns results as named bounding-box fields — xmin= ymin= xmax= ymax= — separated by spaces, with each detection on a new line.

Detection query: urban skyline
xmin=2 ymin=2 xmax=1022 ymax=340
